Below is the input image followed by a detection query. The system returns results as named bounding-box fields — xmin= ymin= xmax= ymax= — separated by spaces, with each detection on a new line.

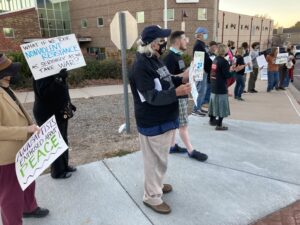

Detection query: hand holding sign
xmin=16 ymin=116 xmax=68 ymax=191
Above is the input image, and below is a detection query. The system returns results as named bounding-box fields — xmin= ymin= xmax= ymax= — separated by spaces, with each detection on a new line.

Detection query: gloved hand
xmin=58 ymin=68 xmax=68 ymax=79
xmin=71 ymin=103 xmax=77 ymax=112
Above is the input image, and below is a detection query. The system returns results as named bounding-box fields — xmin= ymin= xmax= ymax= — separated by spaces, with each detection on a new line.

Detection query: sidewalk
xmin=3 ymin=79 xmax=299 ymax=225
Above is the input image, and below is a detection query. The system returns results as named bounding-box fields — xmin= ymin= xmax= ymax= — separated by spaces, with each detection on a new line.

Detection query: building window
xmin=81 ymin=19 xmax=88 ymax=28
xmin=241 ymin=25 xmax=243 ymax=30
xmin=3 ymin=28 xmax=15 ymax=38
xmin=198 ymin=8 xmax=207 ymax=20
xmin=136 ymin=11 xmax=145 ymax=23
xmin=166 ymin=9 xmax=174 ymax=21
xmin=225 ymin=24 xmax=228 ymax=29
xmin=97 ymin=17 xmax=104 ymax=27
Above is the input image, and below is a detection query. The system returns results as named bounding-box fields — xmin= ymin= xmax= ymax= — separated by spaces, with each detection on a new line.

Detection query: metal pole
xmin=119 ymin=12 xmax=130 ymax=133
xmin=164 ymin=0 xmax=168 ymax=29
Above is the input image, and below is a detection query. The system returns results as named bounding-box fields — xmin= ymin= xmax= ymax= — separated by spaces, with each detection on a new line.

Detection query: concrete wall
xmin=0 ymin=8 xmax=42 ymax=52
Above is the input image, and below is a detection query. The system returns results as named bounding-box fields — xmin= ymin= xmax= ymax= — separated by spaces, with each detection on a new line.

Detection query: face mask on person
xmin=255 ymin=46 xmax=260 ymax=51
xmin=231 ymin=47 xmax=235 ymax=50
xmin=203 ymin=34 xmax=208 ymax=40
xmin=157 ymin=41 xmax=168 ymax=55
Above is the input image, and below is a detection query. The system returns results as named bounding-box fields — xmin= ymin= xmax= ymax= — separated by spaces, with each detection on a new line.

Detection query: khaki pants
xmin=139 ymin=130 xmax=175 ymax=206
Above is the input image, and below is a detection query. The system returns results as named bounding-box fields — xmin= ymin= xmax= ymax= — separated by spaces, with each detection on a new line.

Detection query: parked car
xmin=294 ymin=45 xmax=300 ymax=58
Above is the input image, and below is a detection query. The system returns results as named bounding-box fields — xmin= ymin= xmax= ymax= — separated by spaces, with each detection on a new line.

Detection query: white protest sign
xmin=16 ymin=116 xmax=68 ymax=191
xmin=257 ymin=55 xmax=268 ymax=68
xmin=275 ymin=53 xmax=289 ymax=64
xmin=189 ymin=61 xmax=199 ymax=106
xmin=191 ymin=51 xmax=205 ymax=82
xmin=21 ymin=34 xmax=86 ymax=80
xmin=244 ymin=56 xmax=253 ymax=73
xmin=260 ymin=65 xmax=268 ymax=80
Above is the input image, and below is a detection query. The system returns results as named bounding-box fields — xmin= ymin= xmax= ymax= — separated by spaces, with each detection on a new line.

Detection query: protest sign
xmin=189 ymin=61 xmax=199 ymax=106
xmin=190 ymin=51 xmax=205 ymax=82
xmin=244 ymin=56 xmax=253 ymax=73
xmin=21 ymin=34 xmax=86 ymax=80
xmin=260 ymin=65 xmax=268 ymax=80
xmin=15 ymin=116 xmax=68 ymax=191
xmin=257 ymin=55 xmax=268 ymax=68
xmin=275 ymin=53 xmax=289 ymax=64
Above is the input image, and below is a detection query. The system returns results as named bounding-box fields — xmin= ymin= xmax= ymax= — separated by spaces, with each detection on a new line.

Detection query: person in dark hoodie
xmin=129 ymin=25 xmax=191 ymax=214
xmin=192 ymin=27 xmax=212 ymax=117
xmin=33 ymin=69 xmax=77 ymax=179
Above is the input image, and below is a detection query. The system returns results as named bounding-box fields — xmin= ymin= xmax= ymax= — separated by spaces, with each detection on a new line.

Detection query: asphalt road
xmin=293 ymin=59 xmax=300 ymax=91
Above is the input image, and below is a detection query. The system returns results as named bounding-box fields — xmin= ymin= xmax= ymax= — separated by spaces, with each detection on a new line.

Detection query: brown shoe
xmin=162 ymin=184 xmax=173 ymax=194
xmin=143 ymin=201 xmax=171 ymax=214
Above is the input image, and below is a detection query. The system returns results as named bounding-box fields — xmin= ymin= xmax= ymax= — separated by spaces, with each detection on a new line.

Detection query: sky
xmin=219 ymin=0 xmax=300 ymax=28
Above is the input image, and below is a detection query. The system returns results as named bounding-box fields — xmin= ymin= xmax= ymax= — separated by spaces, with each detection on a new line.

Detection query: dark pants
xmin=36 ymin=118 xmax=69 ymax=178
xmin=234 ymin=74 xmax=245 ymax=98
xmin=51 ymin=119 xmax=69 ymax=178
xmin=0 ymin=163 xmax=37 ymax=225
xmin=248 ymin=67 xmax=259 ymax=91
xmin=279 ymin=65 xmax=288 ymax=88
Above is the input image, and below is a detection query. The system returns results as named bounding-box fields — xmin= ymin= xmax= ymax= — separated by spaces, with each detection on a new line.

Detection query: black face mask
xmin=231 ymin=47 xmax=235 ymax=50
xmin=10 ymin=74 xmax=20 ymax=85
xmin=157 ymin=42 xmax=167 ymax=55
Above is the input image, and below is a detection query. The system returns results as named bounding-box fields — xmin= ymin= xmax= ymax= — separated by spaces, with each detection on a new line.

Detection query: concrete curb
xmin=289 ymin=83 xmax=300 ymax=104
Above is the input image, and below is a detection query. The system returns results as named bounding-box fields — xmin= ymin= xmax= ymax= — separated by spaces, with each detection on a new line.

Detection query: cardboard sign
xmin=257 ymin=55 xmax=268 ymax=68
xmin=16 ymin=116 xmax=68 ymax=191
xmin=21 ymin=34 xmax=86 ymax=80
xmin=275 ymin=53 xmax=289 ymax=65
xmin=244 ymin=56 xmax=253 ymax=73
xmin=190 ymin=51 xmax=205 ymax=82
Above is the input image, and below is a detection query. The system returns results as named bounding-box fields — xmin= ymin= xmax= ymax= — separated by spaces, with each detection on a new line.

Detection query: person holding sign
xmin=192 ymin=27 xmax=212 ymax=117
xmin=266 ymin=48 xmax=280 ymax=92
xmin=248 ymin=42 xmax=261 ymax=93
xmin=129 ymin=25 xmax=191 ymax=214
xmin=234 ymin=47 xmax=250 ymax=101
xmin=33 ymin=69 xmax=77 ymax=179
xmin=209 ymin=44 xmax=234 ymax=130
xmin=0 ymin=54 xmax=49 ymax=225
xmin=163 ymin=31 xmax=208 ymax=162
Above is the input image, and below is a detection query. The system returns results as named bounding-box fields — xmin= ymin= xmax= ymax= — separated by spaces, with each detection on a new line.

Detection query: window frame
xmin=97 ymin=17 xmax=104 ymax=27
xmin=81 ymin=19 xmax=88 ymax=29
xmin=3 ymin=27 xmax=15 ymax=38
xmin=198 ymin=8 xmax=207 ymax=21
xmin=136 ymin=11 xmax=145 ymax=24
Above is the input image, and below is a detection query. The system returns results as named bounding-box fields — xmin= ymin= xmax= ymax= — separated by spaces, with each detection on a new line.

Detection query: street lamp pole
xmin=164 ymin=0 xmax=168 ymax=29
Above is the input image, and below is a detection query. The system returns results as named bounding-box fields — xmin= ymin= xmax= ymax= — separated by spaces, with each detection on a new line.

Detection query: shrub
xmin=6 ymin=51 xmax=32 ymax=78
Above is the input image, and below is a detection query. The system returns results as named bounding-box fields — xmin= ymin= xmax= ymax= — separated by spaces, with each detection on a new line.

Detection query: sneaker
xmin=216 ymin=126 xmax=229 ymax=131
xmin=202 ymin=103 xmax=209 ymax=109
xmin=192 ymin=110 xmax=206 ymax=117
xmin=253 ymin=89 xmax=258 ymax=93
xmin=278 ymin=87 xmax=286 ymax=90
xmin=169 ymin=144 xmax=187 ymax=154
xmin=143 ymin=201 xmax=171 ymax=214
xmin=201 ymin=109 xmax=208 ymax=114
xmin=188 ymin=150 xmax=208 ymax=162
xmin=237 ymin=97 xmax=245 ymax=101
xmin=162 ymin=184 xmax=173 ymax=194
xmin=23 ymin=207 xmax=49 ymax=218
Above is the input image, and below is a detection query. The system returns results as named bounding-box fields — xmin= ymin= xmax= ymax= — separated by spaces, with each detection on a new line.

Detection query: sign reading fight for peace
xmin=21 ymin=34 xmax=86 ymax=80
xmin=15 ymin=116 xmax=68 ymax=191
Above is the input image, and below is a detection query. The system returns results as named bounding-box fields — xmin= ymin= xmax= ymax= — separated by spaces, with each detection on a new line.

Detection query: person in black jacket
xmin=192 ymin=27 xmax=212 ymax=117
xmin=129 ymin=25 xmax=191 ymax=214
xmin=209 ymin=44 xmax=234 ymax=130
xmin=33 ymin=69 xmax=77 ymax=179
xmin=163 ymin=31 xmax=208 ymax=162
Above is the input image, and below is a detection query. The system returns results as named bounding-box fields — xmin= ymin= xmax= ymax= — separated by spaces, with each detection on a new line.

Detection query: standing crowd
xmin=0 ymin=23 xmax=297 ymax=225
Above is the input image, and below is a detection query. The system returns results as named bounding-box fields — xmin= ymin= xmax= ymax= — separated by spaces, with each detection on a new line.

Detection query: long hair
xmin=217 ymin=44 xmax=227 ymax=57
xmin=270 ymin=47 xmax=278 ymax=57
xmin=137 ymin=39 xmax=156 ymax=57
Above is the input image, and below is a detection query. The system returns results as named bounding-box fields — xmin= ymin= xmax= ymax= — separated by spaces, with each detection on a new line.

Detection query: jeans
xmin=234 ymin=74 xmax=245 ymax=98
xmin=267 ymin=71 xmax=279 ymax=91
xmin=193 ymin=73 xmax=208 ymax=111
xmin=203 ymin=82 xmax=211 ymax=105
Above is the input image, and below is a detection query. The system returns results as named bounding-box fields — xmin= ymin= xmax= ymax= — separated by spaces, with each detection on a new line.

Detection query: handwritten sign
xmin=15 ymin=116 xmax=68 ymax=191
xmin=189 ymin=61 xmax=199 ymax=106
xmin=275 ymin=53 xmax=289 ymax=65
xmin=21 ymin=34 xmax=86 ymax=80
xmin=244 ymin=56 xmax=253 ymax=73
xmin=191 ymin=51 xmax=205 ymax=82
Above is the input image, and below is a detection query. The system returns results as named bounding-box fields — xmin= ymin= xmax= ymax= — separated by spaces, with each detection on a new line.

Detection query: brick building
xmin=218 ymin=11 xmax=274 ymax=50
xmin=0 ymin=7 xmax=41 ymax=52
xmin=69 ymin=0 xmax=219 ymax=55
